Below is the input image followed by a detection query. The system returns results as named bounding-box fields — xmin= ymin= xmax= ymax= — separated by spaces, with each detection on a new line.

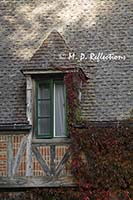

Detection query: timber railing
xmin=0 ymin=133 xmax=74 ymax=188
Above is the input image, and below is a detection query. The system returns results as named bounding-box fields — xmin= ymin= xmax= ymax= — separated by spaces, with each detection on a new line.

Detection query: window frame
xmin=35 ymin=78 xmax=67 ymax=139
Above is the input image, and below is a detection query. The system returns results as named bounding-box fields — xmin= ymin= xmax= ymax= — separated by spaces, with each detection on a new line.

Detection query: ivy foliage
xmin=70 ymin=125 xmax=132 ymax=200
xmin=64 ymin=72 xmax=81 ymax=128
xmin=65 ymin=72 xmax=133 ymax=200
xmin=0 ymin=72 xmax=132 ymax=200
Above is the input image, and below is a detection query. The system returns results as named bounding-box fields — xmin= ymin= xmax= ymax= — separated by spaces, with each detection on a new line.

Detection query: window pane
xmin=38 ymin=100 xmax=50 ymax=117
xmin=38 ymin=118 xmax=50 ymax=135
xmin=55 ymin=82 xmax=66 ymax=137
xmin=38 ymin=83 xmax=50 ymax=99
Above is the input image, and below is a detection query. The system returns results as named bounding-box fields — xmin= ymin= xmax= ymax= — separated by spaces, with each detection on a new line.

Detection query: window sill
xmin=32 ymin=137 xmax=71 ymax=146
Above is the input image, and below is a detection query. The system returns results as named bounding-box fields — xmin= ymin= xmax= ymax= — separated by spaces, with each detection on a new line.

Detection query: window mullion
xmin=53 ymin=82 xmax=55 ymax=137
xmin=50 ymin=79 xmax=54 ymax=138
xmin=36 ymin=81 xmax=39 ymax=138
xmin=64 ymin=83 xmax=67 ymax=137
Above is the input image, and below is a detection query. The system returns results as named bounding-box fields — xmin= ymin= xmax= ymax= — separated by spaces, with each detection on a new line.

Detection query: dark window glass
xmin=36 ymin=80 xmax=66 ymax=138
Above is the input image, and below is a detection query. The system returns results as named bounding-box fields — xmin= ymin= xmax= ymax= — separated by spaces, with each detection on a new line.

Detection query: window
xmin=36 ymin=79 xmax=67 ymax=138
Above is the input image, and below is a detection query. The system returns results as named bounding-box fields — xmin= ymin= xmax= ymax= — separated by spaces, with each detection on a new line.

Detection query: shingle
xmin=0 ymin=0 xmax=132 ymax=124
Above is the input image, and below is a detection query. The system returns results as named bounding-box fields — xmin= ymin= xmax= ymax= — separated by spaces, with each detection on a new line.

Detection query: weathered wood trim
xmin=32 ymin=79 xmax=36 ymax=138
xmin=0 ymin=131 xmax=30 ymax=135
xmin=32 ymin=146 xmax=50 ymax=176
xmin=22 ymin=68 xmax=76 ymax=75
xmin=26 ymin=75 xmax=32 ymax=125
xmin=7 ymin=135 xmax=13 ymax=177
xmin=26 ymin=132 xmax=33 ymax=176
xmin=26 ymin=76 xmax=33 ymax=176
xmin=32 ymin=138 xmax=71 ymax=146
xmin=56 ymin=150 xmax=72 ymax=176
xmin=50 ymin=145 xmax=56 ymax=176
xmin=0 ymin=176 xmax=75 ymax=188
xmin=12 ymin=136 xmax=27 ymax=176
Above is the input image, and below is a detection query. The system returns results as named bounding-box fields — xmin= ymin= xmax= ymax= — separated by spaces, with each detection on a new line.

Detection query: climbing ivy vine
xmin=0 ymin=72 xmax=132 ymax=200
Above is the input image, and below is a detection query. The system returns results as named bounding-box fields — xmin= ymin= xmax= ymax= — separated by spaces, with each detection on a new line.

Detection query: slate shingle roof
xmin=0 ymin=59 xmax=27 ymax=125
xmin=0 ymin=30 xmax=86 ymax=126
xmin=0 ymin=0 xmax=132 ymax=125
xmin=23 ymin=30 xmax=76 ymax=71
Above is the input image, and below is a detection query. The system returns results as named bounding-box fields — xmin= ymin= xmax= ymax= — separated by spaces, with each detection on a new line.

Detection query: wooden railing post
xmin=26 ymin=75 xmax=33 ymax=176
xmin=26 ymin=131 xmax=32 ymax=176
xmin=50 ymin=145 xmax=56 ymax=176
xmin=7 ymin=135 xmax=13 ymax=177
xmin=12 ymin=136 xmax=27 ymax=176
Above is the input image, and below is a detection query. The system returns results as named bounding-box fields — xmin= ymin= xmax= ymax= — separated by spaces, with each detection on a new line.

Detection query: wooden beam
xmin=26 ymin=75 xmax=32 ymax=125
xmin=0 ymin=176 xmax=75 ymax=188
xmin=26 ymin=132 xmax=32 ymax=176
xmin=32 ymin=146 xmax=50 ymax=176
xmin=26 ymin=76 xmax=33 ymax=176
xmin=12 ymin=136 xmax=27 ymax=176
xmin=50 ymin=145 xmax=56 ymax=176
xmin=55 ymin=150 xmax=72 ymax=176
xmin=32 ymin=138 xmax=71 ymax=146
xmin=7 ymin=135 xmax=13 ymax=177
xmin=0 ymin=131 xmax=30 ymax=135
xmin=22 ymin=68 xmax=75 ymax=75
